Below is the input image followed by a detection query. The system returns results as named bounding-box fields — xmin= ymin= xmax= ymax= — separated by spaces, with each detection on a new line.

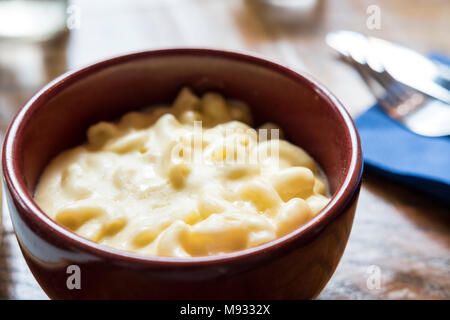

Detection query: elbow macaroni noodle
xmin=35 ymin=88 xmax=330 ymax=257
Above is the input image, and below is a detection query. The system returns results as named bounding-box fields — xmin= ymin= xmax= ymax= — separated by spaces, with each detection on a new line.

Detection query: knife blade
xmin=368 ymin=36 xmax=450 ymax=104
xmin=326 ymin=30 xmax=450 ymax=104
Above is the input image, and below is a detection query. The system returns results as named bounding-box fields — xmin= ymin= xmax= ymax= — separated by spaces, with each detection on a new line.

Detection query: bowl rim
xmin=2 ymin=48 xmax=363 ymax=266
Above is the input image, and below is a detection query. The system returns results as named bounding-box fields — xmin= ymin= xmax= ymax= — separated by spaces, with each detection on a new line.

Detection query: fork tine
xmin=345 ymin=50 xmax=399 ymax=106
xmin=371 ymin=68 xmax=411 ymax=102
xmin=364 ymin=60 xmax=427 ymax=116
xmin=346 ymin=57 xmax=394 ymax=108
xmin=366 ymin=63 xmax=428 ymax=117
xmin=346 ymin=56 xmax=405 ymax=117
xmin=360 ymin=63 xmax=402 ymax=103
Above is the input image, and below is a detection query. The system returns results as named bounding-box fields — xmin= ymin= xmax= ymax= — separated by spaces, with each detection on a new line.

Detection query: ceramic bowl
xmin=2 ymin=49 xmax=362 ymax=299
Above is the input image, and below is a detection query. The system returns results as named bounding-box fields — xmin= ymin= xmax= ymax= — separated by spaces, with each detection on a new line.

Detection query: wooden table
xmin=1 ymin=0 xmax=449 ymax=300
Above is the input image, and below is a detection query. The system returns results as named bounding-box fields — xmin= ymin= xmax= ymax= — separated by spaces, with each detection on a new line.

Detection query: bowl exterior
xmin=2 ymin=49 xmax=363 ymax=299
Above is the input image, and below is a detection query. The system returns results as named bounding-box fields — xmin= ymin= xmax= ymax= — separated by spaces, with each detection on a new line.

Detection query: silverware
xmin=368 ymin=36 xmax=450 ymax=104
xmin=326 ymin=30 xmax=450 ymax=104
xmin=349 ymin=55 xmax=450 ymax=137
xmin=326 ymin=30 xmax=450 ymax=137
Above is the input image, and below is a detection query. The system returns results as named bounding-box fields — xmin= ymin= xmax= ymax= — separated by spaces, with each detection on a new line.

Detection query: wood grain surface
xmin=0 ymin=0 xmax=449 ymax=300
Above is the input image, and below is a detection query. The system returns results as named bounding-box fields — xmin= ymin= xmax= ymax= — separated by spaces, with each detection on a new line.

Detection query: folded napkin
xmin=355 ymin=53 xmax=450 ymax=205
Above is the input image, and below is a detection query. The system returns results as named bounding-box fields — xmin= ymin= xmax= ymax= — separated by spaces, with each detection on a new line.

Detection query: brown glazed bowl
xmin=2 ymin=49 xmax=362 ymax=299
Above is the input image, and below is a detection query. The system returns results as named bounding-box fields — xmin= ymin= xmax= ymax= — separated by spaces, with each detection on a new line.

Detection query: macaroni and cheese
xmin=35 ymin=88 xmax=330 ymax=257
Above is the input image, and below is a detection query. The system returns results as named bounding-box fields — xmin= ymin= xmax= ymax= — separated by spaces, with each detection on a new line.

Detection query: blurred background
xmin=0 ymin=0 xmax=449 ymax=300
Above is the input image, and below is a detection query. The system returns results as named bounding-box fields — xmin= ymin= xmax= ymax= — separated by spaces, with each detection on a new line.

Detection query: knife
xmin=326 ymin=30 xmax=450 ymax=104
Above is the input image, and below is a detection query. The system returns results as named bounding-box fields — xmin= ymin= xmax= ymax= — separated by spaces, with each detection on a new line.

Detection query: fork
xmin=344 ymin=53 xmax=450 ymax=137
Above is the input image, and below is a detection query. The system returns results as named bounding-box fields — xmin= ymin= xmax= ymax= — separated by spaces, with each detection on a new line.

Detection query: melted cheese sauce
xmin=35 ymin=88 xmax=330 ymax=257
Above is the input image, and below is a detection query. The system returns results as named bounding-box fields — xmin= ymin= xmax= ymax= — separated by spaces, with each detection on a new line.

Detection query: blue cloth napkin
xmin=355 ymin=53 xmax=450 ymax=205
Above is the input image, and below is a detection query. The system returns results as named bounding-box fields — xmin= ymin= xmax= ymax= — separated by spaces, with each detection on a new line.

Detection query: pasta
xmin=34 ymin=87 xmax=330 ymax=257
